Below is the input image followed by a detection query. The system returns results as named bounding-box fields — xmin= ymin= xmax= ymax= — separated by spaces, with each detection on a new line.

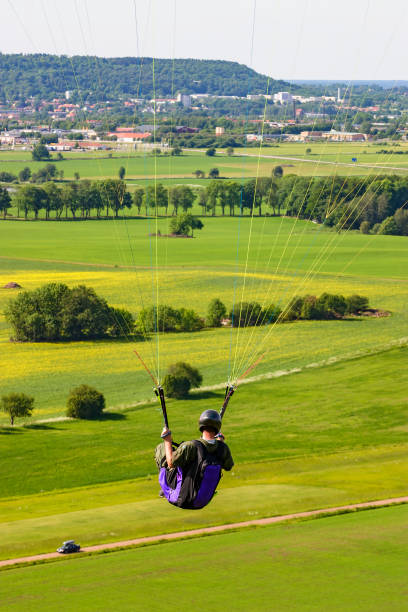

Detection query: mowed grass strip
xmin=1 ymin=505 xmax=408 ymax=612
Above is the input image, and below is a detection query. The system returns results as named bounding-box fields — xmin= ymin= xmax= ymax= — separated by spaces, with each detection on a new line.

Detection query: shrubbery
xmin=66 ymin=385 xmax=105 ymax=419
xmin=162 ymin=362 xmax=203 ymax=399
xmin=5 ymin=282 xmax=135 ymax=342
xmin=137 ymin=305 xmax=204 ymax=333
xmin=282 ymin=293 xmax=369 ymax=321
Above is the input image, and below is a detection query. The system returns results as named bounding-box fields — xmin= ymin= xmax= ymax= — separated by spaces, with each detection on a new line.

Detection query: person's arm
xmin=161 ymin=427 xmax=174 ymax=468
xmin=222 ymin=443 xmax=234 ymax=471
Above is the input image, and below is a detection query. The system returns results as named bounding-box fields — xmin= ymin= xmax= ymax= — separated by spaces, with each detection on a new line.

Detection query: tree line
xmin=5 ymin=285 xmax=371 ymax=344
xmin=282 ymin=174 xmax=408 ymax=235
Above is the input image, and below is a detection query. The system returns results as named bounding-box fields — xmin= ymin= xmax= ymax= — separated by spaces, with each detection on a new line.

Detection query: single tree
xmin=273 ymin=165 xmax=283 ymax=178
xmin=133 ymin=187 xmax=144 ymax=214
xmin=32 ymin=144 xmax=50 ymax=161
xmin=208 ymin=167 xmax=220 ymax=179
xmin=226 ymin=147 xmax=234 ymax=156
xmin=207 ymin=298 xmax=227 ymax=327
xmin=118 ymin=166 xmax=126 ymax=180
xmin=1 ymin=393 xmax=34 ymax=426
xmin=18 ymin=167 xmax=31 ymax=182
xmin=171 ymin=146 xmax=182 ymax=156
xmin=74 ymin=172 xmax=80 ymax=181
xmin=206 ymin=147 xmax=216 ymax=157
xmin=66 ymin=385 xmax=105 ymax=419
xmin=0 ymin=186 xmax=11 ymax=218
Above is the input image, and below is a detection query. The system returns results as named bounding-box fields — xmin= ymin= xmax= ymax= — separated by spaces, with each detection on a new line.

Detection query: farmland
xmin=1 ymin=142 xmax=408 ymax=188
xmin=1 ymin=217 xmax=407 ymax=419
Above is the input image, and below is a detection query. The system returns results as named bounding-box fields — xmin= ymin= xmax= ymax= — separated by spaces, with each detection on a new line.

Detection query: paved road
xmin=1 ymin=496 xmax=407 ymax=569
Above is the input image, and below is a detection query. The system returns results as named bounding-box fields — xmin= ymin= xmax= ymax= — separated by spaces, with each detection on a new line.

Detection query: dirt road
xmin=1 ymin=496 xmax=407 ymax=570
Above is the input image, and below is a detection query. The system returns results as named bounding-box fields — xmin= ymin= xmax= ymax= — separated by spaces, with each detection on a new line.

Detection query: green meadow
xmin=1 ymin=217 xmax=407 ymax=419
xmin=0 ymin=195 xmax=407 ymax=597
xmin=2 ymin=142 xmax=408 ymax=185
xmin=0 ymin=346 xmax=407 ymax=561
xmin=1 ymin=505 xmax=407 ymax=611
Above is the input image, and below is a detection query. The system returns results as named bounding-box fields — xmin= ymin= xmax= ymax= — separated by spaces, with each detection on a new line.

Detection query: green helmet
xmin=199 ymin=409 xmax=222 ymax=433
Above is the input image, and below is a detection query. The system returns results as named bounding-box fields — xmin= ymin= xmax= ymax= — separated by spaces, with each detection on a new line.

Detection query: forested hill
xmin=0 ymin=54 xmax=294 ymax=100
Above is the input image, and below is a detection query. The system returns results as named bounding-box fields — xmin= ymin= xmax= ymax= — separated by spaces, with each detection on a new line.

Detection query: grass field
xmin=2 ymin=142 xmax=408 ymax=186
xmin=0 ymin=346 xmax=407 ymax=560
xmin=1 ymin=505 xmax=407 ymax=611
xmin=1 ymin=216 xmax=407 ymax=419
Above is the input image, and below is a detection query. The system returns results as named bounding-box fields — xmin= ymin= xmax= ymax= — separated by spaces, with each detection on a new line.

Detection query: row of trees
xmin=1 ymin=180 xmax=202 ymax=219
xmin=282 ymin=174 xmax=408 ymax=234
xmin=6 ymin=285 xmax=371 ymax=344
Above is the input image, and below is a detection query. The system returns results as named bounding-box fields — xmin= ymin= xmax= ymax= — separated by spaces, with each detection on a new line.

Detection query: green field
xmin=1 ymin=505 xmax=407 ymax=611
xmin=0 ymin=345 xmax=407 ymax=561
xmin=2 ymin=142 xmax=408 ymax=186
xmin=1 ymin=217 xmax=407 ymax=419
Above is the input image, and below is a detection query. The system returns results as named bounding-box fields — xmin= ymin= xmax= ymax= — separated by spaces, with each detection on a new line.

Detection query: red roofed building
xmin=108 ymin=132 xmax=151 ymax=142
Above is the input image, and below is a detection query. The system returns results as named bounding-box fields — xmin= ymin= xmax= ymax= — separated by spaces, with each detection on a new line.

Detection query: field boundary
xmin=1 ymin=496 xmax=407 ymax=570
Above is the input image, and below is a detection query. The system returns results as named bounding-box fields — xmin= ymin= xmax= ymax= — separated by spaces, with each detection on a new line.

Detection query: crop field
xmin=1 ymin=217 xmax=407 ymax=419
xmin=1 ymin=504 xmax=407 ymax=611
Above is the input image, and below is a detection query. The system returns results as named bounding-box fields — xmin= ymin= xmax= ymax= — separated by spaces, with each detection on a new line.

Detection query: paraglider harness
xmin=156 ymin=385 xmax=234 ymax=510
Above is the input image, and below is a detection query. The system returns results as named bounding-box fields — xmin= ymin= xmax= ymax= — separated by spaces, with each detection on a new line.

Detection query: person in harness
xmin=155 ymin=409 xmax=234 ymax=510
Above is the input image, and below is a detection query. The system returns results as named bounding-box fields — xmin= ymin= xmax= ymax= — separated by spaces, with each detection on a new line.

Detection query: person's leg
xmin=154 ymin=441 xmax=167 ymax=470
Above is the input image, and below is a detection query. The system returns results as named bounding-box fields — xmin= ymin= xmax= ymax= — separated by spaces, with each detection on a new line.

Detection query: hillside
xmin=0 ymin=53 xmax=294 ymax=101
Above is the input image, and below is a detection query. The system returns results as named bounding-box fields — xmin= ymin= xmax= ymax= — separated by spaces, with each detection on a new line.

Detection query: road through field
xmin=1 ymin=496 xmax=407 ymax=570
xmin=186 ymin=148 xmax=408 ymax=173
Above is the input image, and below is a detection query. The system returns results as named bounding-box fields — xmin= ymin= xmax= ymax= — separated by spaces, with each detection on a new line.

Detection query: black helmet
xmin=199 ymin=409 xmax=222 ymax=433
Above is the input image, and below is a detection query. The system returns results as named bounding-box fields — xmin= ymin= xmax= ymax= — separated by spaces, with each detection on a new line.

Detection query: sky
xmin=2 ymin=0 xmax=408 ymax=81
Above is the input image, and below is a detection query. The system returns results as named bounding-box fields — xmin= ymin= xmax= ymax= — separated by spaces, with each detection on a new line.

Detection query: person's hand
xmin=161 ymin=427 xmax=172 ymax=439
xmin=216 ymin=432 xmax=225 ymax=441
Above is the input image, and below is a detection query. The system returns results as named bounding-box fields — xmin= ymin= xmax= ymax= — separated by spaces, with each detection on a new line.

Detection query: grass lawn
xmin=1 ymin=505 xmax=407 ymax=611
xmin=0 ymin=346 xmax=407 ymax=560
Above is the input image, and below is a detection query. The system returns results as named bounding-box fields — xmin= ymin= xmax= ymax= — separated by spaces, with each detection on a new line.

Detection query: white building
xmin=177 ymin=93 xmax=191 ymax=108
xmin=273 ymin=91 xmax=293 ymax=104
xmin=215 ymin=126 xmax=225 ymax=136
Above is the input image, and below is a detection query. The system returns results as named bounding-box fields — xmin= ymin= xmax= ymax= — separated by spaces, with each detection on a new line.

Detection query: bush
xmin=230 ymin=301 xmax=262 ymax=327
xmin=163 ymin=362 xmax=203 ymax=399
xmin=207 ymin=298 xmax=227 ymax=327
xmin=360 ymin=220 xmax=371 ymax=234
xmin=345 ymin=295 xmax=369 ymax=314
xmin=168 ymin=362 xmax=203 ymax=388
xmin=66 ymin=385 xmax=105 ymax=419
xmin=162 ymin=374 xmax=191 ymax=399
xmin=377 ymin=216 xmax=399 ymax=235
xmin=0 ymin=171 xmax=17 ymax=183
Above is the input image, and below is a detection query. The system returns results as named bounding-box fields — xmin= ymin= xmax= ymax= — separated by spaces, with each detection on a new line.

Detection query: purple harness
xmin=159 ymin=440 xmax=224 ymax=510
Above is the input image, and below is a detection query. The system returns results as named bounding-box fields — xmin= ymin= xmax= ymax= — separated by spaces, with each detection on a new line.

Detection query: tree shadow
xmin=188 ymin=390 xmax=222 ymax=401
xmin=98 ymin=411 xmax=127 ymax=421
xmin=0 ymin=427 xmax=23 ymax=435
xmin=24 ymin=423 xmax=58 ymax=431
